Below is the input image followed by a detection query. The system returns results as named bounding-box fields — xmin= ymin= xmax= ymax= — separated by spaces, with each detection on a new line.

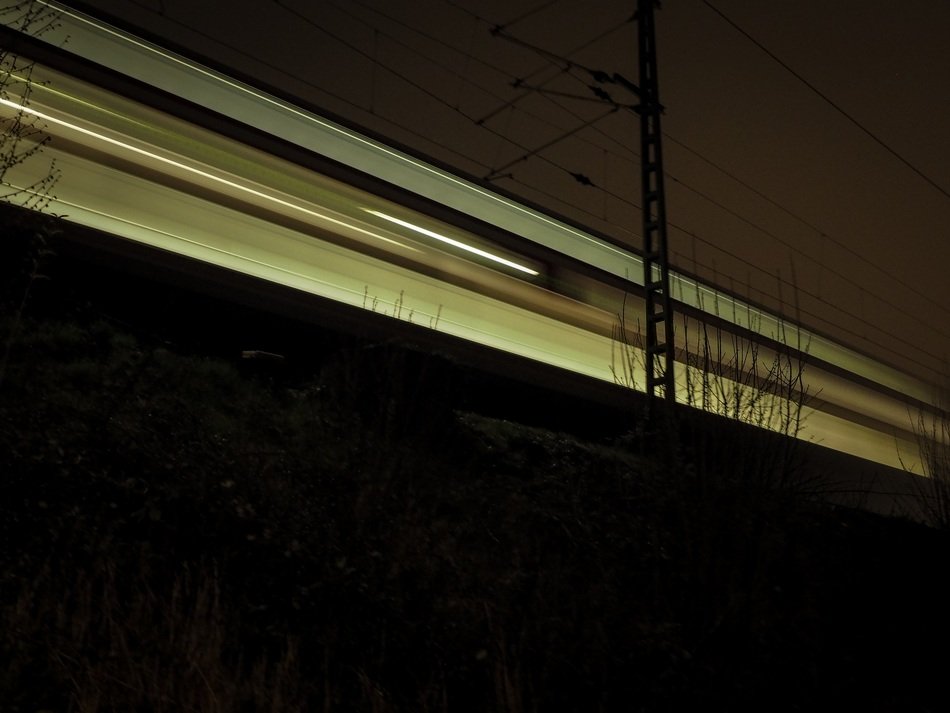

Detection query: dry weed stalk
xmin=907 ymin=392 xmax=950 ymax=527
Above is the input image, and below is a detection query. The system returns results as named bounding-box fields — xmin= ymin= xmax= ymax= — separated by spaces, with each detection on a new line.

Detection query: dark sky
xmin=65 ymin=0 xmax=950 ymax=386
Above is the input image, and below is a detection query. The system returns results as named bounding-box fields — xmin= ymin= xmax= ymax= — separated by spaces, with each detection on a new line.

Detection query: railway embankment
xmin=3 ymin=215 xmax=950 ymax=711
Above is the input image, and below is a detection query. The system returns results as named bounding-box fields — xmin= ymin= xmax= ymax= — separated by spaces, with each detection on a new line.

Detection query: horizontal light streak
xmin=364 ymin=209 xmax=539 ymax=276
xmin=0 ymin=96 xmax=418 ymax=254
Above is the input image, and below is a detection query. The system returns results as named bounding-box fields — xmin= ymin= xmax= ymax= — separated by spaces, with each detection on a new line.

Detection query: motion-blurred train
xmin=0 ymin=0 xmax=941 ymax=476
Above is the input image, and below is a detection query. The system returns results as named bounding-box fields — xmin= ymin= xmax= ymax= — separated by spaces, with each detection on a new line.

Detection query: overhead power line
xmin=702 ymin=0 xmax=950 ymax=203
xmin=485 ymin=22 xmax=950 ymax=323
xmin=484 ymin=106 xmax=618 ymax=180
xmin=496 ymin=0 xmax=561 ymax=31
xmin=435 ymin=0 xmax=635 ymax=125
xmin=517 ymin=31 xmax=950 ymax=323
xmin=491 ymin=24 xmax=641 ymax=99
xmin=488 ymin=24 xmax=950 ymax=342
xmin=325 ymin=0 xmax=637 ymax=167
xmin=129 ymin=0 xmax=494 ymax=172
xmin=349 ymin=0 xmax=582 ymax=136
xmin=585 ymin=177 xmax=950 ymax=367
xmin=663 ymin=132 xmax=950 ymax=320
xmin=311 ymin=0 xmax=641 ymax=190
xmin=509 ymin=166 xmax=946 ymax=376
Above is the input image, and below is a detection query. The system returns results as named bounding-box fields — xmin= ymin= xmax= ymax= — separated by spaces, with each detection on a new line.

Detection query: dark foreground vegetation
xmin=3 ymin=215 xmax=950 ymax=712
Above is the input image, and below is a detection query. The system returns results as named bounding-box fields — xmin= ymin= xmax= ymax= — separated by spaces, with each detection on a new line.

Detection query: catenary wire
xmin=492 ymin=19 xmax=950 ymax=325
xmin=702 ymin=0 xmax=950 ymax=203
xmin=496 ymin=0 xmax=562 ymax=31
xmin=434 ymin=0 xmax=635 ymax=125
xmin=126 ymin=0 xmax=494 ymax=172
xmin=490 ymin=24 xmax=950 ymax=338
xmin=121 ymin=0 xmax=639 ymax=230
xmin=343 ymin=0 xmax=636 ymax=160
xmin=129 ymin=0 xmax=632 ymax=207
xmin=502 ymin=174 xmax=947 ymax=376
xmin=323 ymin=0 xmax=634 ymax=168
xmin=662 ymin=132 xmax=950 ymax=320
xmin=587 ymin=179 xmax=949 ymax=367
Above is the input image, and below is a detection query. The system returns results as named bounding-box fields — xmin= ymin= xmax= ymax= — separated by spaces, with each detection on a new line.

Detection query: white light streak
xmin=0 ymin=96 xmax=418 ymax=253
xmin=364 ymin=209 xmax=539 ymax=276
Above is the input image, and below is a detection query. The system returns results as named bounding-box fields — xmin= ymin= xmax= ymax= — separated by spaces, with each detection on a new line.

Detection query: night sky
xmin=63 ymin=0 xmax=950 ymax=387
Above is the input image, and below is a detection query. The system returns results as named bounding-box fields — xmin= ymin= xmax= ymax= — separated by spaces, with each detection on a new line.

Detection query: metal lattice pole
xmin=637 ymin=0 xmax=675 ymax=404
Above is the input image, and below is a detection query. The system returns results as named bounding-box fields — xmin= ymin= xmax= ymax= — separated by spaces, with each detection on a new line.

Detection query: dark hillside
xmin=3 ymin=215 xmax=950 ymax=712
